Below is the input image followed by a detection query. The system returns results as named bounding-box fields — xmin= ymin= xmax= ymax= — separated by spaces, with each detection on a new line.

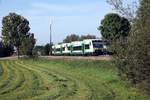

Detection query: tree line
xmin=63 ymin=34 xmax=97 ymax=43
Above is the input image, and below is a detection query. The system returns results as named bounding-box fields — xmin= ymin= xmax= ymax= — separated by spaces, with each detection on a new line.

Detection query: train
xmin=52 ymin=39 xmax=107 ymax=56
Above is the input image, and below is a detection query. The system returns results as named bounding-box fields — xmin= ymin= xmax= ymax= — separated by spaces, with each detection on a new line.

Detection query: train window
xmin=67 ymin=46 xmax=71 ymax=50
xmin=92 ymin=40 xmax=104 ymax=48
xmin=62 ymin=47 xmax=65 ymax=51
xmin=92 ymin=40 xmax=103 ymax=43
xmin=85 ymin=44 xmax=90 ymax=49
xmin=56 ymin=48 xmax=61 ymax=52
xmin=73 ymin=46 xmax=82 ymax=51
xmin=52 ymin=48 xmax=55 ymax=51
xmin=93 ymin=43 xmax=103 ymax=48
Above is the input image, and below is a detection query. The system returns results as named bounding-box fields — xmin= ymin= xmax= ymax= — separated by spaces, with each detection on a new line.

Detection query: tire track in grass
xmin=33 ymin=60 xmax=116 ymax=100
xmin=0 ymin=61 xmax=26 ymax=95
xmin=13 ymin=61 xmax=61 ymax=98
xmin=0 ymin=61 xmax=10 ymax=88
xmin=0 ymin=61 xmax=7 ymax=81
xmin=16 ymin=61 xmax=68 ymax=100
xmin=12 ymin=62 xmax=44 ymax=100
xmin=0 ymin=59 xmax=147 ymax=100
xmin=31 ymin=68 xmax=78 ymax=100
xmin=21 ymin=61 xmax=92 ymax=100
xmin=17 ymin=61 xmax=81 ymax=100
xmin=0 ymin=63 xmax=4 ymax=77
xmin=0 ymin=60 xmax=110 ymax=100
xmin=0 ymin=61 xmax=16 ymax=93
xmin=0 ymin=60 xmax=43 ymax=100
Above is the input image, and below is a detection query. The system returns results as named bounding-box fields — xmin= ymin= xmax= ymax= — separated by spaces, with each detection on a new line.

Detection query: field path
xmin=43 ymin=55 xmax=112 ymax=61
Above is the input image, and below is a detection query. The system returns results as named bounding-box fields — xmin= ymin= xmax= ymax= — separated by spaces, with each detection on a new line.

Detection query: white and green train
xmin=52 ymin=39 xmax=107 ymax=56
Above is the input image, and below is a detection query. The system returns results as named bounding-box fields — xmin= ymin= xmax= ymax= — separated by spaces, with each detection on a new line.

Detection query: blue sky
xmin=0 ymin=0 xmax=112 ymax=45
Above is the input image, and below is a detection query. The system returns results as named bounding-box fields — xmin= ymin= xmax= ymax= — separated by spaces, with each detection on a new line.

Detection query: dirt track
xmin=43 ymin=56 xmax=112 ymax=61
xmin=0 ymin=56 xmax=18 ymax=60
xmin=0 ymin=56 xmax=112 ymax=61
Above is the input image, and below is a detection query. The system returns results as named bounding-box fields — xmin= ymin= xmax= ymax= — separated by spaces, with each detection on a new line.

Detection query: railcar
xmin=52 ymin=39 xmax=106 ymax=56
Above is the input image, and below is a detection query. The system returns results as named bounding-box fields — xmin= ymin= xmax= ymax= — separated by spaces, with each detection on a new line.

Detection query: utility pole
xmin=49 ymin=19 xmax=52 ymax=55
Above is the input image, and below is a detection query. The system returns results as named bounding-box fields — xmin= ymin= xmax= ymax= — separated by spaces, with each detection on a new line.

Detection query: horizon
xmin=0 ymin=0 xmax=113 ymax=45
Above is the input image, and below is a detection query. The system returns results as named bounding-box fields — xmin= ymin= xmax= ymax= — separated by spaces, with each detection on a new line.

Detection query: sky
xmin=0 ymin=0 xmax=113 ymax=45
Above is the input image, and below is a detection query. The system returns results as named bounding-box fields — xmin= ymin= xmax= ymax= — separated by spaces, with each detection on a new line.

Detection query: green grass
xmin=0 ymin=58 xmax=149 ymax=100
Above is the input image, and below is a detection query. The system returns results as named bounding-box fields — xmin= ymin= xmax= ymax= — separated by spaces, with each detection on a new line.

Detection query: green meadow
xmin=0 ymin=58 xmax=148 ymax=100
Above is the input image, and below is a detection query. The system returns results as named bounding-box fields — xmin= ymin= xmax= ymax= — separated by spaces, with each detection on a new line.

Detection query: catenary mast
xmin=49 ymin=19 xmax=52 ymax=55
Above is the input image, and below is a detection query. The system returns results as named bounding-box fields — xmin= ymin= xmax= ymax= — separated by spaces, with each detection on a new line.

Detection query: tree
xmin=106 ymin=0 xmax=150 ymax=93
xmin=44 ymin=43 xmax=53 ymax=56
xmin=1 ymin=13 xmax=35 ymax=58
xmin=44 ymin=43 xmax=50 ymax=55
xmin=99 ymin=13 xmax=131 ymax=82
xmin=98 ymin=13 xmax=131 ymax=44
xmin=20 ymin=33 xmax=36 ymax=56
xmin=80 ymin=34 xmax=97 ymax=40
xmin=0 ymin=41 xmax=14 ymax=57
xmin=121 ymin=0 xmax=150 ymax=92
xmin=63 ymin=34 xmax=97 ymax=43
xmin=63 ymin=34 xmax=80 ymax=43
xmin=107 ymin=0 xmax=139 ymax=21
xmin=33 ymin=45 xmax=45 ymax=55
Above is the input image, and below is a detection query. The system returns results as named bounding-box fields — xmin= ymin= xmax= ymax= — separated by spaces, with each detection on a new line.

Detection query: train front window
xmin=67 ymin=46 xmax=71 ymax=50
xmin=56 ymin=48 xmax=61 ymax=52
xmin=93 ymin=44 xmax=103 ymax=48
xmin=92 ymin=40 xmax=103 ymax=48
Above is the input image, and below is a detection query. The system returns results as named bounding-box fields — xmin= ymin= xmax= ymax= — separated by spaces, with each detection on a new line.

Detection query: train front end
xmin=91 ymin=39 xmax=106 ymax=55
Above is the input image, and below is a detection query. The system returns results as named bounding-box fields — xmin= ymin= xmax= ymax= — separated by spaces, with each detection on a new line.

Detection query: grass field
xmin=0 ymin=58 xmax=148 ymax=100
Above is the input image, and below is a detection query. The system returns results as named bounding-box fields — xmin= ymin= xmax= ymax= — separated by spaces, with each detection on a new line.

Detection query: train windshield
xmin=92 ymin=40 xmax=104 ymax=48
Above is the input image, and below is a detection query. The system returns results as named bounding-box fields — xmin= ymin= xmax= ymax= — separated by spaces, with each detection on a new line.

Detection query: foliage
xmin=98 ymin=13 xmax=130 ymax=54
xmin=20 ymin=33 xmax=36 ymax=56
xmin=63 ymin=34 xmax=97 ymax=43
xmin=43 ymin=43 xmax=50 ymax=55
xmin=0 ymin=41 xmax=14 ymax=57
xmin=33 ymin=43 xmax=53 ymax=56
xmin=63 ymin=34 xmax=80 ymax=43
xmin=33 ymin=45 xmax=44 ymax=56
xmin=1 ymin=13 xmax=36 ymax=58
xmin=106 ymin=0 xmax=150 ymax=94
xmin=80 ymin=34 xmax=97 ymax=41
xmin=106 ymin=0 xmax=139 ymax=21
xmin=99 ymin=13 xmax=130 ymax=42
xmin=116 ymin=0 xmax=150 ymax=93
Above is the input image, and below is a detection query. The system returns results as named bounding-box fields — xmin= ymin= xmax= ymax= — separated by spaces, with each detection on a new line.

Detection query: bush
xmin=117 ymin=0 xmax=150 ymax=93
